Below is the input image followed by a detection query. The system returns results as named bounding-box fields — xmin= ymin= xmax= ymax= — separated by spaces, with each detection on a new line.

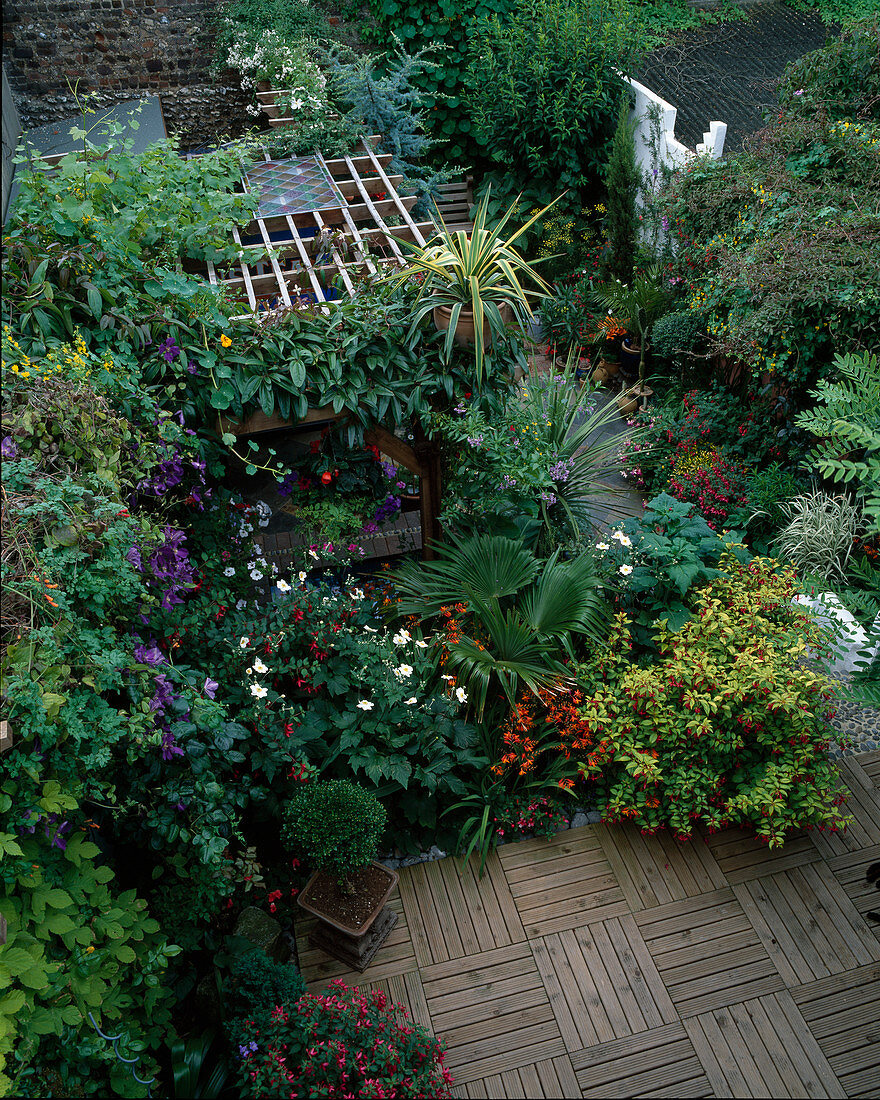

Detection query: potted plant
xmin=592 ymin=266 xmax=671 ymax=412
xmin=389 ymin=189 xmax=562 ymax=381
xmin=284 ymin=779 xmax=397 ymax=972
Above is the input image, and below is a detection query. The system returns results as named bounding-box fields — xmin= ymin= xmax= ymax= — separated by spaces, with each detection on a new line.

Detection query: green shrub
xmin=597 ymin=492 xmax=751 ymax=650
xmin=466 ymin=0 xmax=641 ymax=196
xmin=604 ymin=103 xmax=639 ymax=283
xmin=779 ymin=13 xmax=880 ymax=116
xmin=576 ymin=555 xmax=846 ymax=846
xmin=223 ymin=949 xmax=306 ymax=1046
xmin=282 ymin=780 xmax=386 ymax=887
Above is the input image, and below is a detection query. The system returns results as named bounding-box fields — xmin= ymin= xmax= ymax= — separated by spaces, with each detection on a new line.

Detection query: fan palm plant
xmin=591 ymin=266 xmax=671 ymax=385
xmin=390 ymin=532 xmax=608 ymax=725
xmin=388 ymin=188 xmax=563 ymax=381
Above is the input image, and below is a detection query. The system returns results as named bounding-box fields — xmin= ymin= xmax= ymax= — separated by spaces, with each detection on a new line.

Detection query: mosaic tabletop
xmin=244 ymin=156 xmax=344 ymax=219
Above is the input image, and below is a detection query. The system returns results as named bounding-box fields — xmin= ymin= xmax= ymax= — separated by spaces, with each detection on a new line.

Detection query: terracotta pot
xmin=591 ymin=365 xmax=610 ymax=385
xmin=617 ymin=384 xmax=653 ymax=416
xmin=597 ymin=356 xmax=620 ymax=377
xmin=433 ymin=302 xmax=513 ymax=349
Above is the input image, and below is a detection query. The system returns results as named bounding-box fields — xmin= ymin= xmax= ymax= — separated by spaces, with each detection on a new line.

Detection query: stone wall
xmin=2 ymin=0 xmax=252 ymax=148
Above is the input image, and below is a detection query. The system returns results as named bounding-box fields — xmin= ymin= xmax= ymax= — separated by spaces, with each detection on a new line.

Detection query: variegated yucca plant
xmin=389 ymin=189 xmax=562 ymax=380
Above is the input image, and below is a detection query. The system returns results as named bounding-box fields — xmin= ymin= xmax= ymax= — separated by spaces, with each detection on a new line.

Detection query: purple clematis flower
xmin=1 ymin=436 xmax=17 ymax=460
xmin=203 ymin=676 xmax=218 ymax=700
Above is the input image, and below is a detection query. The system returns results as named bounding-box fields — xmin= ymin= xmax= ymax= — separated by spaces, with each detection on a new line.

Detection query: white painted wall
xmin=620 ymin=73 xmax=727 ymax=173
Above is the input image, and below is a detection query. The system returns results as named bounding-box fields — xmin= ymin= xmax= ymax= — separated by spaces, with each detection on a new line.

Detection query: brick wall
xmin=2 ymin=0 xmax=252 ymax=148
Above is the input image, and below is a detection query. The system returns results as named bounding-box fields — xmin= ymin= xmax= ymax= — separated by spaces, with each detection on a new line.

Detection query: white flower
xmin=455 ymin=687 xmax=468 ymax=703
xmin=250 ymin=569 xmax=264 ymax=581
xmin=236 ymin=599 xmax=247 ymax=611
xmin=298 ymin=571 xmax=308 ymax=582
xmin=392 ymin=630 xmax=411 ymax=645
xmin=404 ymin=697 xmax=418 ymax=705
xmin=441 ymin=675 xmax=455 ymax=682
xmin=596 ymin=542 xmax=610 ymax=552
xmin=619 ymin=564 xmax=633 ymax=576
xmin=246 ymin=666 xmax=254 ymax=675
xmin=414 ymin=639 xmax=428 ymax=649
xmin=308 ymin=549 xmax=319 ymax=560
xmin=254 ymin=658 xmax=268 ymax=673
xmin=394 ymin=663 xmax=414 ymax=679
xmin=239 ymin=637 xmax=249 ymax=648
xmin=356 ymin=699 xmax=374 ymax=711
xmin=224 ymin=566 xmax=236 ymax=577
xmin=364 ymin=625 xmax=378 ymax=634
xmin=276 ymin=579 xmax=292 ymax=593
xmin=351 ymin=588 xmax=364 ymax=601
xmin=618 ymin=535 xmax=632 ymax=548
xmin=250 ymin=684 xmax=268 ymax=699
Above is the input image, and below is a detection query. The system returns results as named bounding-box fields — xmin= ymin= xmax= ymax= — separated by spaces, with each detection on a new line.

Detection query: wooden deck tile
xmin=792 ymin=963 xmax=880 ymax=1099
xmin=498 ymin=826 xmax=629 ymax=937
xmin=826 ymin=845 xmax=880 ymax=942
xmin=810 ymin=753 xmax=880 ymax=858
xmin=297 ymin=890 xmax=418 ymax=988
xmin=466 ymin=1056 xmax=580 ymax=1099
xmin=533 ymin=915 xmax=677 ymax=1052
xmin=596 ymin=822 xmax=726 ymax=910
xmin=636 ymin=888 xmax=784 ymax=1017
xmin=399 ymin=852 xmax=525 ymax=967
xmin=685 ymin=991 xmax=845 ymax=1098
xmin=859 ymin=748 xmax=880 ymax=784
xmin=364 ymin=969 xmax=433 ymax=1032
xmin=572 ymin=1021 xmax=712 ymax=1098
xmin=705 ymin=825 xmax=822 ymax=883
xmin=419 ymin=942 xmax=565 ymax=1083
xmin=734 ymin=862 xmax=879 ymax=986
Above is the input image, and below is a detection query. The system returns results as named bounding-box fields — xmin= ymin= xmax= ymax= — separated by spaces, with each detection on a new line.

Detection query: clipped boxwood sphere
xmin=282 ymin=780 xmax=386 ymax=884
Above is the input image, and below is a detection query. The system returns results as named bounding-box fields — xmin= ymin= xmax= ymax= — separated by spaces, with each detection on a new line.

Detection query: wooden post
xmin=364 ymin=423 xmax=443 ymax=561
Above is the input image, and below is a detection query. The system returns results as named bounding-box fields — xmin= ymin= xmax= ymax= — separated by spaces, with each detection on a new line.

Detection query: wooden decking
xmin=297 ymin=749 xmax=880 ymax=1098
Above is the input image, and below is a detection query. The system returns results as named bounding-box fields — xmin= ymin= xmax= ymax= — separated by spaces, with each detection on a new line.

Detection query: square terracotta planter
xmin=297 ymin=862 xmax=399 ymax=972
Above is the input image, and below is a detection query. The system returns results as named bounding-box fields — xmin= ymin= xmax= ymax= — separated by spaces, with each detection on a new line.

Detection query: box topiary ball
xmin=282 ymin=779 xmax=386 ymax=888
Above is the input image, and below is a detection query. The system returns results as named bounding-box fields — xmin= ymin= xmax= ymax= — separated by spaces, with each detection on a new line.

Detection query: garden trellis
xmin=200 ymin=138 xmax=434 ymax=315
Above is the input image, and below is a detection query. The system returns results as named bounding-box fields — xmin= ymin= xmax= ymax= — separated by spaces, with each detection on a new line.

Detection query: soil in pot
xmin=303 ymin=863 xmax=393 ymax=932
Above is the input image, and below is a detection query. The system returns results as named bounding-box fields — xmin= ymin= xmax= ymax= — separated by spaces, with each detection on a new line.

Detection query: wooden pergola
xmin=203 ymin=137 xmax=435 ymax=314
xmin=207 ymin=134 xmax=448 ymax=557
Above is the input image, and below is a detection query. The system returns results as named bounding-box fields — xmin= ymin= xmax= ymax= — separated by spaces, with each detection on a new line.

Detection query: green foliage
xmin=363 ymin=0 xmax=516 ymax=160
xmin=577 ymin=556 xmax=847 ymax=845
xmin=223 ymin=949 xmax=306 ymax=1046
xmin=604 ymin=103 xmax=640 ymax=283
xmin=661 ymin=93 xmax=880 ymax=397
xmin=391 ymin=532 xmax=608 ymax=724
xmin=191 ymin=274 xmax=521 ymax=431
xmin=591 ymin=266 xmax=673 ymax=382
xmin=434 ymin=365 xmax=649 ymax=548
xmin=389 ymin=190 xmax=558 ymax=381
xmin=5 ymin=132 xmax=254 ymax=359
xmin=795 ymin=351 xmax=880 ymax=533
xmin=0 ymin=801 xmax=177 ymax=1098
xmin=650 ymin=310 xmax=707 ymax=368
xmin=780 ymin=13 xmax=880 ymax=115
xmin=282 ymin=780 xmax=387 ymax=885
xmin=327 ymin=41 xmax=456 ymax=213
xmin=786 ymin=0 xmax=880 ymax=30
xmin=170 ymin=1033 xmax=229 ymax=1100
xmin=774 ymin=488 xmax=865 ymax=582
xmin=466 ymin=0 xmax=640 ymax=195
xmin=597 ymin=493 xmax=751 ymax=650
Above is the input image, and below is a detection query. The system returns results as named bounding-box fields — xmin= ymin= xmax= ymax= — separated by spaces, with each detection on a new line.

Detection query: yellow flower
xmin=86 ymin=946 xmax=95 ymax=954
xmin=220 ymin=334 xmax=232 ymax=348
